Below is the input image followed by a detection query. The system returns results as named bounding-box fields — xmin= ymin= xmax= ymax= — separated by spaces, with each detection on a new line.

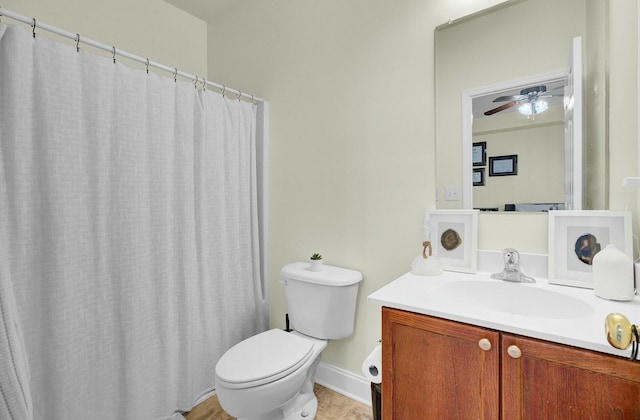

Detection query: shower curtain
xmin=0 ymin=23 xmax=267 ymax=419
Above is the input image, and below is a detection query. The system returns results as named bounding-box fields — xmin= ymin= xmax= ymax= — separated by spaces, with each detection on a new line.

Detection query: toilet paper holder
xmin=362 ymin=339 xmax=383 ymax=384
xmin=367 ymin=364 xmax=379 ymax=377
xmin=369 ymin=338 xmax=382 ymax=375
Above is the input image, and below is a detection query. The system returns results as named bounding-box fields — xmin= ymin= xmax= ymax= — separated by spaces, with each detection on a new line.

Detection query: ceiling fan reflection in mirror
xmin=483 ymin=85 xmax=564 ymax=116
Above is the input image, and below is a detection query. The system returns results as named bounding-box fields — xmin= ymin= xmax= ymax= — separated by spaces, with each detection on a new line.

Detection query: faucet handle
xmin=502 ymin=248 xmax=520 ymax=267
xmin=491 ymin=247 xmax=535 ymax=283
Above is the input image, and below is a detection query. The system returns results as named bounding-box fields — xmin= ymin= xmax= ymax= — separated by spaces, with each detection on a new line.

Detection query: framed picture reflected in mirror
xmin=473 ymin=168 xmax=485 ymax=186
xmin=489 ymin=154 xmax=517 ymax=176
xmin=472 ymin=142 xmax=486 ymax=166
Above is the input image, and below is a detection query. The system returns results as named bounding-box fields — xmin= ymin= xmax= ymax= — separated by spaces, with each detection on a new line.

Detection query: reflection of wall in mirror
xmin=473 ymin=104 xmax=565 ymax=210
xmin=435 ymin=0 xmax=586 ymax=211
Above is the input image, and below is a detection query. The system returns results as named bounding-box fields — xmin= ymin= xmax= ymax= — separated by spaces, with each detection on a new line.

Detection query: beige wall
xmin=472 ymin=109 xmax=565 ymax=210
xmin=2 ymin=0 xmax=207 ymax=78
xmin=609 ymin=0 xmax=639 ymax=224
xmin=584 ymin=0 xmax=609 ymax=210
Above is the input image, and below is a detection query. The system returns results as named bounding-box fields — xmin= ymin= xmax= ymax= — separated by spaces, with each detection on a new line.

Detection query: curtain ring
xmin=250 ymin=95 xmax=254 ymax=104
xmin=75 ymin=34 xmax=80 ymax=52
xmin=31 ymin=18 xmax=36 ymax=38
xmin=173 ymin=68 xmax=177 ymax=83
xmin=145 ymin=58 xmax=149 ymax=74
xmin=194 ymin=76 xmax=199 ymax=90
xmin=112 ymin=46 xmax=116 ymax=63
xmin=222 ymin=86 xmax=226 ymax=97
xmin=237 ymin=91 xmax=242 ymax=101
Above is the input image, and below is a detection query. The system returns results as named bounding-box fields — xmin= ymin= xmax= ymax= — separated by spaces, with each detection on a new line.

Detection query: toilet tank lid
xmin=281 ymin=262 xmax=363 ymax=286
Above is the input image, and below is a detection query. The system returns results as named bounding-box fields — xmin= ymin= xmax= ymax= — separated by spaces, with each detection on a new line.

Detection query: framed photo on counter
xmin=548 ymin=210 xmax=632 ymax=288
xmin=425 ymin=209 xmax=479 ymax=273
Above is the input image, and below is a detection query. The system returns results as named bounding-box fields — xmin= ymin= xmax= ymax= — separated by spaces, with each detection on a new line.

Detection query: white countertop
xmin=368 ymin=270 xmax=640 ymax=359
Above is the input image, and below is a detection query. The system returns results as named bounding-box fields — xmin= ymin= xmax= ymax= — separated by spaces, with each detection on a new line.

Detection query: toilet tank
xmin=280 ymin=262 xmax=362 ymax=340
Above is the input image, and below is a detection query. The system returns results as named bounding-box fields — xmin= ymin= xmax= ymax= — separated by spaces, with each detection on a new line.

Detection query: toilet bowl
xmin=215 ymin=329 xmax=327 ymax=420
xmin=214 ymin=262 xmax=362 ymax=420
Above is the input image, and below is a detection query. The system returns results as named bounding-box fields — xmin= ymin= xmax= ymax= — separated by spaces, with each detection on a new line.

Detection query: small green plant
xmin=310 ymin=253 xmax=322 ymax=260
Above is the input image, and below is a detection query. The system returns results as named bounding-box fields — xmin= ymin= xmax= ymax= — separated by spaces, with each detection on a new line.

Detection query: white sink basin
xmin=437 ymin=280 xmax=595 ymax=319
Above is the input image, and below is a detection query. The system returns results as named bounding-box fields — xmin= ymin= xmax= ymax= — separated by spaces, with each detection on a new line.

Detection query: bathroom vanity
xmin=368 ymin=271 xmax=640 ymax=419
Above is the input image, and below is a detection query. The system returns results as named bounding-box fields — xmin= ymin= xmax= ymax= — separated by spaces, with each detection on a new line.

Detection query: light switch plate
xmin=622 ymin=177 xmax=640 ymax=187
xmin=445 ymin=186 xmax=460 ymax=201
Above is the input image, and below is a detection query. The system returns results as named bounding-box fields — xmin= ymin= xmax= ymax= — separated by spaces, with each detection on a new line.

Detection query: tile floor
xmin=184 ymin=384 xmax=373 ymax=420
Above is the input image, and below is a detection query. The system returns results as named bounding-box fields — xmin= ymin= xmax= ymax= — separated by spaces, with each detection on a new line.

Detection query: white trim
xmin=568 ymin=36 xmax=583 ymax=210
xmin=314 ymin=361 xmax=372 ymax=407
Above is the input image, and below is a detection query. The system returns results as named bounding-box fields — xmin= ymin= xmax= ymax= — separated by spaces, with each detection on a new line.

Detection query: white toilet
xmin=214 ymin=262 xmax=362 ymax=420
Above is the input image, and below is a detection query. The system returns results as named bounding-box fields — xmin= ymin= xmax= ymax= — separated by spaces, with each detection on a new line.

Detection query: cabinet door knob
xmin=507 ymin=344 xmax=522 ymax=359
xmin=478 ymin=338 xmax=492 ymax=351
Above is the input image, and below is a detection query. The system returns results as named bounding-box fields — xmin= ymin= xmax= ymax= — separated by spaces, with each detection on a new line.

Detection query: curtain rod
xmin=0 ymin=7 xmax=264 ymax=103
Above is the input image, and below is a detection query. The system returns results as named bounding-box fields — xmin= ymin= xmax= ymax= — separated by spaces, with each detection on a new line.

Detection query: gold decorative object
xmin=605 ymin=313 xmax=639 ymax=360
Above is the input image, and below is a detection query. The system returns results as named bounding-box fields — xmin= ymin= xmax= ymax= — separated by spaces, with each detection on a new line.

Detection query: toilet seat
xmin=215 ymin=329 xmax=314 ymax=389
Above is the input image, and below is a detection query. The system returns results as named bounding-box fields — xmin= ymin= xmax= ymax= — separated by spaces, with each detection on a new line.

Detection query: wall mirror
xmin=435 ymin=0 xmax=606 ymax=212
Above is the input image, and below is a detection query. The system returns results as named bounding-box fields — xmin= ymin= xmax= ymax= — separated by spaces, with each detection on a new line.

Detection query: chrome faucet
xmin=490 ymin=248 xmax=535 ymax=283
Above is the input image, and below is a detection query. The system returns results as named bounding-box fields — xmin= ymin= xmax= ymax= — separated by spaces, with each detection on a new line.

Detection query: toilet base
xmin=236 ymin=389 xmax=318 ymax=420
xmin=281 ymin=378 xmax=318 ymax=420
xmin=236 ymin=346 xmax=322 ymax=420
xmin=282 ymin=343 xmax=322 ymax=420
xmin=283 ymin=395 xmax=317 ymax=420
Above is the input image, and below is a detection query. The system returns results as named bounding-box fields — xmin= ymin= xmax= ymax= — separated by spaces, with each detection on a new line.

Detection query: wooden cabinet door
xmin=382 ymin=307 xmax=500 ymax=420
xmin=502 ymin=333 xmax=640 ymax=419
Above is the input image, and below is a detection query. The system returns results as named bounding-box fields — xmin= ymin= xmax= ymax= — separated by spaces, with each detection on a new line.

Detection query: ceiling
xmin=165 ymin=0 xmax=238 ymax=22
xmin=472 ymin=79 xmax=566 ymax=118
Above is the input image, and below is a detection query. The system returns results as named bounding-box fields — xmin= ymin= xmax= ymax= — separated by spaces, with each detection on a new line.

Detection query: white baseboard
xmin=314 ymin=361 xmax=373 ymax=407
